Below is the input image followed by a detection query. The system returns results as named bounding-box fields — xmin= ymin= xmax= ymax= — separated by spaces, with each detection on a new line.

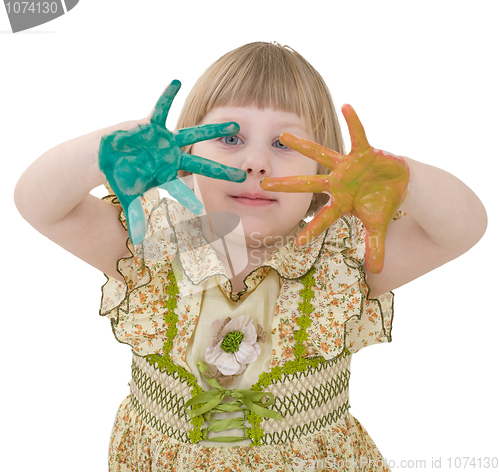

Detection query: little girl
xmin=14 ymin=42 xmax=487 ymax=471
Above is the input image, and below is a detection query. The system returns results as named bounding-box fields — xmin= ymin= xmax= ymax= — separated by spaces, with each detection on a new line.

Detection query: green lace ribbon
xmin=184 ymin=361 xmax=282 ymax=442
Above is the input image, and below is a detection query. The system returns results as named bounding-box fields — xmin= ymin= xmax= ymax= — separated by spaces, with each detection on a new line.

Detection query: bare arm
xmin=14 ymin=119 xmax=146 ymax=281
xmin=259 ymin=105 xmax=487 ymax=295
xmin=14 ymin=79 xmax=247 ymax=282
xmin=365 ymin=156 xmax=488 ymax=297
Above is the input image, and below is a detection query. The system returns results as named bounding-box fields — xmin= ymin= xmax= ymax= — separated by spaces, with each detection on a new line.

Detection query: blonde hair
xmin=176 ymin=41 xmax=345 ymax=218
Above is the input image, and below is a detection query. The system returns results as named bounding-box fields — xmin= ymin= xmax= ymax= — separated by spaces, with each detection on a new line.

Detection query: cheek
xmin=191 ymin=175 xmax=205 ymax=202
xmin=309 ymin=160 xmax=320 ymax=176
xmin=193 ymin=174 xmax=226 ymax=203
xmin=281 ymin=191 xmax=313 ymax=214
xmin=191 ymin=142 xmax=224 ymax=164
xmin=287 ymin=155 xmax=320 ymax=177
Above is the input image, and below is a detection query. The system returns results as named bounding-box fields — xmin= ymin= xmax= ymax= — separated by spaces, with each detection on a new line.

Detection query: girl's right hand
xmin=98 ymin=80 xmax=247 ymax=245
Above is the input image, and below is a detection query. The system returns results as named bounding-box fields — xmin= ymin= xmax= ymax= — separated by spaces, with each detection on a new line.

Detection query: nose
xmin=239 ymin=145 xmax=272 ymax=177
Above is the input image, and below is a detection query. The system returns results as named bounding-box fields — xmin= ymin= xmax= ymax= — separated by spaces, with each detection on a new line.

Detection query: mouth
xmin=230 ymin=193 xmax=277 ymax=206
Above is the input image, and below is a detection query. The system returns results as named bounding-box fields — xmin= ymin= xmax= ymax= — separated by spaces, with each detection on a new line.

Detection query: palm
xmin=99 ymin=80 xmax=246 ymax=245
xmin=260 ymin=104 xmax=409 ymax=274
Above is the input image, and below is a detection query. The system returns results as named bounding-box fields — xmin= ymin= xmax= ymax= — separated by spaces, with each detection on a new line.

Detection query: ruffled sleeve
xmin=99 ymin=184 xmax=178 ymax=356
xmin=343 ymin=211 xmax=406 ymax=353
xmin=299 ymin=211 xmax=406 ymax=361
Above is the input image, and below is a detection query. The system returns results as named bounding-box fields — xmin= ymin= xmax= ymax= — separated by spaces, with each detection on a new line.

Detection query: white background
xmin=2 ymin=0 xmax=499 ymax=470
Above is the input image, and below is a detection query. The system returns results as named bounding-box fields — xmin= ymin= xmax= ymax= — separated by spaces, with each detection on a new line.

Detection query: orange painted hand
xmin=260 ymin=104 xmax=410 ymax=274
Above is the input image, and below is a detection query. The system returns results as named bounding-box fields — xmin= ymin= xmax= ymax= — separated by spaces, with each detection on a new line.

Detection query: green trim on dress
xmin=143 ymin=265 xmax=351 ymax=446
xmin=144 ymin=269 xmax=205 ymax=443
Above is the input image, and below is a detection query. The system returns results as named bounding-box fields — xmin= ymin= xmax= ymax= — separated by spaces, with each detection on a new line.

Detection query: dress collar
xmin=164 ymin=199 xmax=327 ymax=289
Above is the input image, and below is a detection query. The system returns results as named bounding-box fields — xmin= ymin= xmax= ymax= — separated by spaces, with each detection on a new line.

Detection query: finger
xmin=295 ymin=203 xmax=340 ymax=246
xmin=180 ymin=151 xmax=247 ymax=183
xmin=260 ymin=174 xmax=328 ymax=193
xmin=280 ymin=132 xmax=345 ymax=169
xmin=364 ymin=226 xmax=386 ymax=274
xmin=125 ymin=196 xmax=147 ymax=246
xmin=175 ymin=122 xmax=240 ymax=148
xmin=158 ymin=178 xmax=204 ymax=215
xmin=150 ymin=80 xmax=181 ymax=126
xmin=341 ymin=104 xmax=370 ymax=153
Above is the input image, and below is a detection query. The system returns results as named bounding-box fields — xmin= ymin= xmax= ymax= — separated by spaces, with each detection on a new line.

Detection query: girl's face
xmin=190 ymin=106 xmax=318 ymax=249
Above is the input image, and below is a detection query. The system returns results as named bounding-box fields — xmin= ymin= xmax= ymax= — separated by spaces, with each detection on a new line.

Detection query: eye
xmin=273 ymin=139 xmax=288 ymax=150
xmin=221 ymin=136 xmax=242 ymax=146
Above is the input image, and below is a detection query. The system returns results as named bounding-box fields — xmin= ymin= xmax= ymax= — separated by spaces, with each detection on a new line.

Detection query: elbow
xmin=14 ymin=175 xmax=37 ymax=226
xmin=459 ymin=201 xmax=488 ymax=255
xmin=477 ymin=204 xmax=488 ymax=244
xmin=472 ymin=201 xmax=488 ymax=247
xmin=13 ymin=177 xmax=27 ymax=219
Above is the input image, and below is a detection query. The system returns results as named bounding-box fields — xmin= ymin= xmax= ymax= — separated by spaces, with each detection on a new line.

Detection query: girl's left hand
xmin=260 ymin=104 xmax=410 ymax=274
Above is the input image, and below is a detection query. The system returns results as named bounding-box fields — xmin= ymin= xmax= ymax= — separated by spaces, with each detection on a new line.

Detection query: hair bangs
xmin=204 ymin=46 xmax=307 ymax=121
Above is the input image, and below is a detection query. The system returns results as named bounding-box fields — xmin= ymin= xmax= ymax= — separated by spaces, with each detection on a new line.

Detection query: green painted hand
xmin=260 ymin=104 xmax=410 ymax=274
xmin=99 ymin=80 xmax=247 ymax=245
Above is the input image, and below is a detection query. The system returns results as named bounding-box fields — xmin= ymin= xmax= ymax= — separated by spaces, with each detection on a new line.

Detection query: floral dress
xmin=100 ymin=187 xmax=401 ymax=472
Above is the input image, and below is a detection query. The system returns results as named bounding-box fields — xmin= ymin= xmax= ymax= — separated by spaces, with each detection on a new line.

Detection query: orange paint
xmin=261 ymin=104 xmax=409 ymax=274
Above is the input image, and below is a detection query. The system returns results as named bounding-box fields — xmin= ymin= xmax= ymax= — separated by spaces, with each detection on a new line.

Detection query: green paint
xmin=99 ymin=80 xmax=246 ymax=245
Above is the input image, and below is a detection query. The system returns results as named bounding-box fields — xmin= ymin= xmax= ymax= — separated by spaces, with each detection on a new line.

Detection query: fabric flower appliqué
xmin=205 ymin=315 xmax=266 ymax=383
